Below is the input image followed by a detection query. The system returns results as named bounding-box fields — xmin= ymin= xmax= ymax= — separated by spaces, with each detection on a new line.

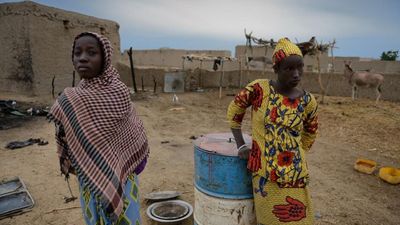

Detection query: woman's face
xmin=73 ymin=35 xmax=103 ymax=79
xmin=275 ymin=55 xmax=304 ymax=89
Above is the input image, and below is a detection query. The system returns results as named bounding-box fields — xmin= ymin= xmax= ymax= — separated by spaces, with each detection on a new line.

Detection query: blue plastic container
xmin=193 ymin=133 xmax=253 ymax=199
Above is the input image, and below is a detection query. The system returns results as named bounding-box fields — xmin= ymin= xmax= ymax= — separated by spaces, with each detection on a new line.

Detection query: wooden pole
xmin=243 ymin=41 xmax=248 ymax=88
xmin=246 ymin=55 xmax=250 ymax=87
xmin=127 ymin=47 xmax=138 ymax=93
xmin=141 ymin=76 xmax=144 ymax=91
xmin=316 ymin=51 xmax=327 ymax=103
xmin=317 ymin=41 xmax=335 ymax=104
xmin=239 ymin=58 xmax=242 ymax=88
xmin=324 ymin=42 xmax=335 ymax=99
xmin=219 ymin=60 xmax=224 ymax=99
xmin=263 ymin=46 xmax=268 ymax=76
xmin=199 ymin=60 xmax=203 ymax=88
xmin=153 ymin=75 xmax=157 ymax=93
xmin=51 ymin=75 xmax=55 ymax=98
xmin=330 ymin=44 xmax=335 ymax=73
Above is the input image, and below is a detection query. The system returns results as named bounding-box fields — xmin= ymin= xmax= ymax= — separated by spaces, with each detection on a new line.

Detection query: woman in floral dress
xmin=227 ymin=38 xmax=318 ymax=225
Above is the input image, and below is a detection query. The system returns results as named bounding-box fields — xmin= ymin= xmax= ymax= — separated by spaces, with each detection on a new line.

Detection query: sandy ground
xmin=1 ymin=89 xmax=399 ymax=225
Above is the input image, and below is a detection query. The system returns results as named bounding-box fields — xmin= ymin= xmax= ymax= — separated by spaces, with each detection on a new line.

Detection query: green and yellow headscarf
xmin=272 ymin=38 xmax=303 ymax=66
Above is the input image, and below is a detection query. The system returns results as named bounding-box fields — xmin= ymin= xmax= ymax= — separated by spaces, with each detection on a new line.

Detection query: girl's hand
xmin=238 ymin=145 xmax=251 ymax=159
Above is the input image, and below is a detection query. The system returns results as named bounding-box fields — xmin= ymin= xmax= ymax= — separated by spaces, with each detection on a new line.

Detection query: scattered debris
xmin=5 ymin=138 xmax=48 ymax=150
xmin=26 ymin=107 xmax=49 ymax=116
xmin=63 ymin=178 xmax=77 ymax=203
xmin=37 ymin=140 xmax=49 ymax=146
xmin=172 ymin=94 xmax=179 ymax=104
xmin=0 ymin=177 xmax=34 ymax=219
xmin=341 ymin=112 xmax=349 ymax=116
xmin=0 ymin=100 xmax=25 ymax=117
xmin=168 ymin=107 xmax=185 ymax=111
xmin=0 ymin=100 xmax=17 ymax=111
xmin=1 ymin=100 xmax=50 ymax=130
xmin=44 ymin=206 xmax=80 ymax=214
xmin=8 ymin=110 xmax=25 ymax=116
xmin=63 ymin=196 xmax=77 ymax=203
xmin=196 ymin=88 xmax=204 ymax=92
xmin=161 ymin=141 xmax=170 ymax=144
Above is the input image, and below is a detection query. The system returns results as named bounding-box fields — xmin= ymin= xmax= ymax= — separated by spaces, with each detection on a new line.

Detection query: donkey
xmin=343 ymin=61 xmax=384 ymax=103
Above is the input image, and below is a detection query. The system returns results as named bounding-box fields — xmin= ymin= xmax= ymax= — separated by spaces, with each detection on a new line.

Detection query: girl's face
xmin=73 ymin=35 xmax=103 ymax=79
xmin=275 ymin=55 xmax=304 ymax=89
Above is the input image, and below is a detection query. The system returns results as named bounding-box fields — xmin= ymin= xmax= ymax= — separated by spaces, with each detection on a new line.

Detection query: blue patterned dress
xmin=79 ymin=174 xmax=141 ymax=225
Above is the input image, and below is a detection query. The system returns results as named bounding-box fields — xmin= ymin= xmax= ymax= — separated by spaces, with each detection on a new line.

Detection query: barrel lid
xmin=194 ymin=133 xmax=252 ymax=156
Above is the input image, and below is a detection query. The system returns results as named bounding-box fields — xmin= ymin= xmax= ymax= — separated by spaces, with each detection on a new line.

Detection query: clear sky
xmin=1 ymin=0 xmax=399 ymax=59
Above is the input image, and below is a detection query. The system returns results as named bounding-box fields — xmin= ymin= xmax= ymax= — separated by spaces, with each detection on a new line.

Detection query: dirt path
xmin=1 ymin=90 xmax=399 ymax=225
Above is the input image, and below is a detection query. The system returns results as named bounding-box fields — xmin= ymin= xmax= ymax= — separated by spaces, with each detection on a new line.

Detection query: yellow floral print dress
xmin=227 ymin=79 xmax=318 ymax=225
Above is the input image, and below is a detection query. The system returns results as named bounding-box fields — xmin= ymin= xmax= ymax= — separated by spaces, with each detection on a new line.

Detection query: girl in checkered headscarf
xmin=227 ymin=38 xmax=318 ymax=224
xmin=48 ymin=32 xmax=149 ymax=225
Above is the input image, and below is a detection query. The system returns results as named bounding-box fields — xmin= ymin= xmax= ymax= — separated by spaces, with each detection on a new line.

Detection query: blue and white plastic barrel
xmin=193 ymin=133 xmax=256 ymax=225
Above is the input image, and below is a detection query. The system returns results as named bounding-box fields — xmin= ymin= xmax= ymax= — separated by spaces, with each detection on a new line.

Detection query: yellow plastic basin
xmin=354 ymin=159 xmax=377 ymax=174
xmin=379 ymin=167 xmax=400 ymax=185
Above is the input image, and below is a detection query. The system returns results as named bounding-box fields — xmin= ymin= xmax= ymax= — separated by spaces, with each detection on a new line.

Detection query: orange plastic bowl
xmin=379 ymin=167 xmax=400 ymax=185
xmin=354 ymin=159 xmax=377 ymax=174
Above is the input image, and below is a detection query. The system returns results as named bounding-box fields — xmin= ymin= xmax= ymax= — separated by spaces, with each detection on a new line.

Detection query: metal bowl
xmin=144 ymin=191 xmax=181 ymax=201
xmin=147 ymin=200 xmax=193 ymax=223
